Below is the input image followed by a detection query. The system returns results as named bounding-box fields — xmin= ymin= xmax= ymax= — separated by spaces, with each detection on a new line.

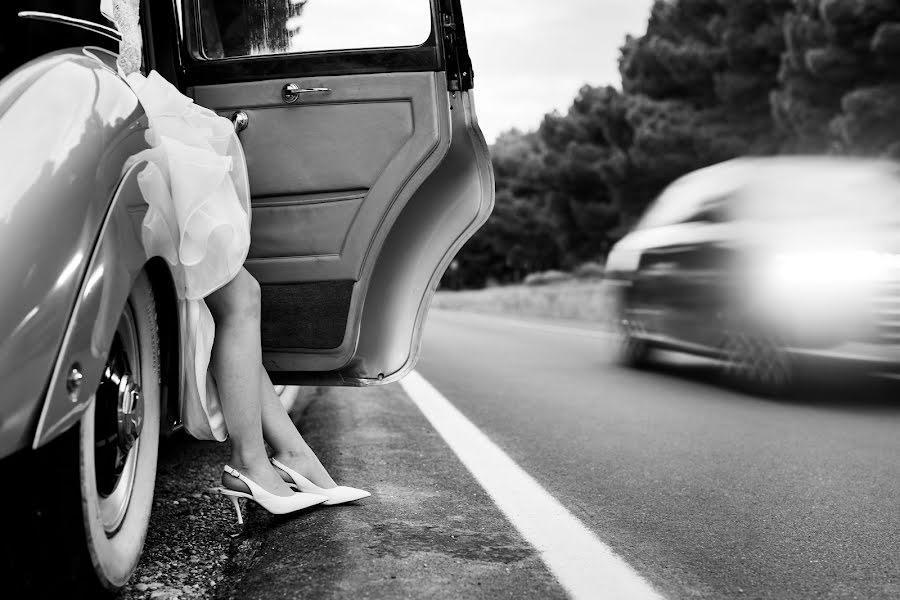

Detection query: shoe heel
xmin=227 ymin=494 xmax=243 ymax=525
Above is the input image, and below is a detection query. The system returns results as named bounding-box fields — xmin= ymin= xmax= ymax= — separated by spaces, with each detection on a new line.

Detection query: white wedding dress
xmin=109 ymin=0 xmax=249 ymax=440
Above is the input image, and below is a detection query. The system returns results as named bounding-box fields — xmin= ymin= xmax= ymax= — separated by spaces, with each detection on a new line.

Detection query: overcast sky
xmin=462 ymin=0 xmax=654 ymax=142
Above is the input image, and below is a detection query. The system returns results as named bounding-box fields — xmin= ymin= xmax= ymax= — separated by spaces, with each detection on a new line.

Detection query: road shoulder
xmin=217 ymin=384 xmax=566 ymax=600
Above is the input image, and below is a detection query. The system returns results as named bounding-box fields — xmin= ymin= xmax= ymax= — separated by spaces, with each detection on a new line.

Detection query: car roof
xmin=732 ymin=157 xmax=900 ymax=222
xmin=662 ymin=156 xmax=900 ymax=222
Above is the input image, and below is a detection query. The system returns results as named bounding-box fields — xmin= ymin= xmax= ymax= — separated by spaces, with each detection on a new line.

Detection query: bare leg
xmin=206 ymin=269 xmax=294 ymax=496
xmin=258 ymin=366 xmax=338 ymax=489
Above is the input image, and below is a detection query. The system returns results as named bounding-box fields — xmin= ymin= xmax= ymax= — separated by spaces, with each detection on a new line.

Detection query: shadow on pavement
xmin=639 ymin=350 xmax=900 ymax=413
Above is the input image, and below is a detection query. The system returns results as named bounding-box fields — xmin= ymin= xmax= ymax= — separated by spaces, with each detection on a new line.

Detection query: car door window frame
xmin=179 ymin=0 xmax=447 ymax=85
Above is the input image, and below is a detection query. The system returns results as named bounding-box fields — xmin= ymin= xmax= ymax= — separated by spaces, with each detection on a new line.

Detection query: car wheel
xmin=78 ymin=270 xmax=161 ymax=592
xmin=721 ymin=324 xmax=792 ymax=396
xmin=616 ymin=314 xmax=652 ymax=368
xmin=6 ymin=272 xmax=161 ymax=596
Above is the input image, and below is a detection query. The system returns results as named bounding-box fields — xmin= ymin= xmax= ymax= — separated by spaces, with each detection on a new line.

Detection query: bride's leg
xmin=258 ymin=366 xmax=338 ymax=489
xmin=206 ymin=269 xmax=294 ymax=496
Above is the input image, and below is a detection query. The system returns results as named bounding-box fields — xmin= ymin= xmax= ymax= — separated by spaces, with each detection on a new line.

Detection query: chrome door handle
xmin=281 ymin=83 xmax=331 ymax=104
xmin=231 ymin=110 xmax=249 ymax=134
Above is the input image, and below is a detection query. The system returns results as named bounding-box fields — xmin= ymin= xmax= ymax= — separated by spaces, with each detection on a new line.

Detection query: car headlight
xmin=768 ymin=250 xmax=897 ymax=287
xmin=755 ymin=249 xmax=897 ymax=331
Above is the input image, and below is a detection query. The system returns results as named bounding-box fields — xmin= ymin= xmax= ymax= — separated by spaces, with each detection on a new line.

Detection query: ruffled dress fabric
xmin=122 ymin=71 xmax=250 ymax=441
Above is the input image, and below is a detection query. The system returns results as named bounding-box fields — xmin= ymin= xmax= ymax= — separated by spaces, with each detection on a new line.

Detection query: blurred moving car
xmin=604 ymin=156 xmax=900 ymax=393
xmin=0 ymin=0 xmax=492 ymax=594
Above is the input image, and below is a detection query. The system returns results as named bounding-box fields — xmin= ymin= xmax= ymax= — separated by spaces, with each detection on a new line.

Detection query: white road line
xmin=431 ymin=309 xmax=617 ymax=340
xmin=399 ymin=371 xmax=663 ymax=600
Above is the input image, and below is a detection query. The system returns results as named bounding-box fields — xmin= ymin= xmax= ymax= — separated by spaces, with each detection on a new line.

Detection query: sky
xmin=461 ymin=0 xmax=654 ymax=143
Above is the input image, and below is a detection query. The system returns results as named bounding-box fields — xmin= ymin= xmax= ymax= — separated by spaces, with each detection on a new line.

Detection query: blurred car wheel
xmin=721 ymin=323 xmax=792 ymax=396
xmin=617 ymin=315 xmax=653 ymax=368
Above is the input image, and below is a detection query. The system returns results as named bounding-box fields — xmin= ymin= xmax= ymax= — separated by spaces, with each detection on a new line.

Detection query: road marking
xmin=400 ymin=370 xmax=663 ymax=600
xmin=431 ymin=309 xmax=617 ymax=340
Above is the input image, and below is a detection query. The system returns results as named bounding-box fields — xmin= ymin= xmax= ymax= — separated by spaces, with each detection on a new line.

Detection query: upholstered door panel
xmin=237 ymin=102 xmax=413 ymax=197
xmin=247 ymin=191 xmax=365 ymax=259
xmin=191 ymin=71 xmax=444 ymax=286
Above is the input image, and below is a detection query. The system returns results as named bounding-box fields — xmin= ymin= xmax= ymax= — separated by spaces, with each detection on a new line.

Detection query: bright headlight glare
xmin=769 ymin=250 xmax=898 ymax=286
xmin=755 ymin=250 xmax=895 ymax=332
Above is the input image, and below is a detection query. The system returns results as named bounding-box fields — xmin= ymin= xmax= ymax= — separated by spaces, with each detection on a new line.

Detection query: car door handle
xmin=282 ymin=84 xmax=331 ymax=104
xmin=230 ymin=111 xmax=249 ymax=134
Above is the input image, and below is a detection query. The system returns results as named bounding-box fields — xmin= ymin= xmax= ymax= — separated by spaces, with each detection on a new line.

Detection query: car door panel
xmin=636 ymin=225 xmax=734 ymax=353
xmin=181 ymin=0 xmax=492 ymax=382
xmin=632 ymin=225 xmax=706 ymax=345
xmin=640 ymin=242 xmax=711 ymax=349
xmin=190 ymin=71 xmax=450 ymax=365
xmin=344 ymin=90 xmax=493 ymax=382
xmin=191 ymin=72 xmax=444 ymax=279
xmin=247 ymin=190 xmax=366 ymax=260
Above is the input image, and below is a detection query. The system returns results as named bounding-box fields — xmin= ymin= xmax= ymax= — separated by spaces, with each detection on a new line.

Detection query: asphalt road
xmin=415 ymin=309 xmax=900 ymax=600
xmin=119 ymin=308 xmax=900 ymax=600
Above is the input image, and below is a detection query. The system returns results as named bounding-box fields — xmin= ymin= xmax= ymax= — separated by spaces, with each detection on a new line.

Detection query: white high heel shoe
xmin=218 ymin=465 xmax=328 ymax=524
xmin=271 ymin=458 xmax=371 ymax=506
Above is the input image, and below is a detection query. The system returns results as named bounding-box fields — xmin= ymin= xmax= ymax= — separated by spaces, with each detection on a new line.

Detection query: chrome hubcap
xmin=95 ymin=306 xmax=142 ymax=535
xmin=116 ymin=373 xmax=144 ymax=454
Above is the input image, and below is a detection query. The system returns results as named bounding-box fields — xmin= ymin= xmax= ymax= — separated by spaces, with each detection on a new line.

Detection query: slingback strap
xmin=224 ymin=465 xmax=246 ymax=482
xmin=222 ymin=465 xmax=256 ymax=496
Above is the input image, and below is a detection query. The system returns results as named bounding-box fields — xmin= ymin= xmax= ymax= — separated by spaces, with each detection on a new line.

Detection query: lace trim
xmin=110 ymin=0 xmax=142 ymax=75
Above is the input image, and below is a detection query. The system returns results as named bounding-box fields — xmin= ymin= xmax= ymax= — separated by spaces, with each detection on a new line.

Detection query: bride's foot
xmin=270 ymin=456 xmax=370 ymax=506
xmin=271 ymin=450 xmax=337 ymax=489
xmin=218 ymin=463 xmax=327 ymax=524
xmin=222 ymin=458 xmax=295 ymax=497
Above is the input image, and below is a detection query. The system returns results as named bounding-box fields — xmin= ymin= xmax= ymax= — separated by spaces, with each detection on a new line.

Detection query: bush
xmin=523 ymin=270 xmax=573 ymax=286
xmin=572 ymin=261 xmax=606 ymax=280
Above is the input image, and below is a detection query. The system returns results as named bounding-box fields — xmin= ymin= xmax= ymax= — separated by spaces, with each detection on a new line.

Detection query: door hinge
xmin=441 ymin=11 xmax=472 ymax=92
xmin=442 ymin=13 xmax=460 ymax=92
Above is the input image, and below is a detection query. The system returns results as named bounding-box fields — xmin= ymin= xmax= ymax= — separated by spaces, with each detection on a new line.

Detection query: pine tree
xmin=773 ymin=0 xmax=900 ymax=156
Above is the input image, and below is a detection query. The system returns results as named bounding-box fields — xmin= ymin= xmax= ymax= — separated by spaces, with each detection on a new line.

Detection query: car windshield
xmin=637 ymin=162 xmax=749 ymax=229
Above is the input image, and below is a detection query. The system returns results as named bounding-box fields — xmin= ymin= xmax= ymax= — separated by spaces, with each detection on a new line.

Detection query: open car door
xmin=178 ymin=0 xmax=493 ymax=385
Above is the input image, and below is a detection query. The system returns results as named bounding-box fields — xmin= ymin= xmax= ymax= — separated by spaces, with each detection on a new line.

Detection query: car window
xmin=684 ymin=195 xmax=731 ymax=224
xmin=636 ymin=185 xmax=700 ymax=229
xmin=195 ymin=0 xmax=433 ymax=59
xmin=638 ymin=184 xmax=727 ymax=229
xmin=636 ymin=163 xmax=749 ymax=229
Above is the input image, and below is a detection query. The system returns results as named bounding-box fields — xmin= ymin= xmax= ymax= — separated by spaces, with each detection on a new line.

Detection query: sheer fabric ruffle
xmin=123 ymin=71 xmax=251 ymax=441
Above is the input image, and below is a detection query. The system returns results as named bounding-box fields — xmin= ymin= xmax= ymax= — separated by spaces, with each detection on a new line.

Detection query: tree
xmin=773 ymin=0 xmax=900 ymax=155
xmin=619 ymin=0 xmax=791 ymax=209
xmin=539 ymin=86 xmax=634 ymax=264
xmin=446 ymin=0 xmax=900 ymax=289
xmin=446 ymin=130 xmax=561 ymax=288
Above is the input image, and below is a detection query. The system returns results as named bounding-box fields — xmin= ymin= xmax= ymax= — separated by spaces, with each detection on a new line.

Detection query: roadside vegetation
xmin=434 ymin=263 xmax=615 ymax=323
xmin=443 ymin=0 xmax=900 ymax=291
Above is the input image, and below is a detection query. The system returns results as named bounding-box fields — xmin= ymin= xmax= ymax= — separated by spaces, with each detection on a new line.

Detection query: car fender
xmin=28 ymin=159 xmax=172 ymax=449
xmin=0 ymin=47 xmax=158 ymax=456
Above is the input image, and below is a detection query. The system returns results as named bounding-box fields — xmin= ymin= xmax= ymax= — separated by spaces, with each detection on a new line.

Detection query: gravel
xmin=119 ymin=433 xmax=241 ymax=600
xmin=120 ymin=389 xmax=316 ymax=600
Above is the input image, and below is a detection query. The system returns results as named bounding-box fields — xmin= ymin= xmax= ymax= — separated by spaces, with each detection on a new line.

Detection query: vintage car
xmin=0 ymin=0 xmax=493 ymax=594
xmin=605 ymin=157 xmax=900 ymax=394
